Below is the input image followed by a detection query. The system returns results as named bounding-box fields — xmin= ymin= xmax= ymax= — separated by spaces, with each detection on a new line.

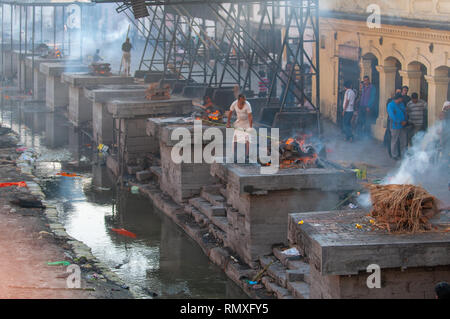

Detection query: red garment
xmin=0 ymin=181 xmax=27 ymax=188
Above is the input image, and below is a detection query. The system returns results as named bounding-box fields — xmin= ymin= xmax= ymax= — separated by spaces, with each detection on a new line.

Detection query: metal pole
xmin=80 ymin=5 xmax=83 ymax=58
xmin=62 ymin=6 xmax=65 ymax=55
xmin=19 ymin=5 xmax=21 ymax=89
xmin=1 ymin=4 xmax=3 ymax=79
xmin=53 ymin=6 xmax=56 ymax=51
xmin=32 ymin=5 xmax=35 ymax=94
xmin=24 ymin=6 xmax=28 ymax=91
xmin=10 ymin=4 xmax=13 ymax=77
xmin=40 ymin=6 xmax=42 ymax=43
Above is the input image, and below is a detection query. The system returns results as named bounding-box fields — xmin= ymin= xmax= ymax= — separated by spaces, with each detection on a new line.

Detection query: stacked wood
xmin=145 ymin=83 xmax=171 ymax=100
xmin=368 ymin=184 xmax=439 ymax=233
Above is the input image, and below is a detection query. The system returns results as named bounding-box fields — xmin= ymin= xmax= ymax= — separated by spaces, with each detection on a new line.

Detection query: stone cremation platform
xmin=84 ymin=84 xmax=148 ymax=144
xmin=25 ymin=57 xmax=80 ymax=100
xmin=159 ymin=122 xmax=227 ymax=203
xmin=62 ymin=73 xmax=135 ymax=127
xmin=39 ymin=62 xmax=89 ymax=110
xmin=211 ymin=163 xmax=358 ymax=266
xmin=288 ymin=210 xmax=450 ymax=298
xmin=146 ymin=116 xmax=194 ymax=156
xmin=105 ymin=96 xmax=193 ymax=176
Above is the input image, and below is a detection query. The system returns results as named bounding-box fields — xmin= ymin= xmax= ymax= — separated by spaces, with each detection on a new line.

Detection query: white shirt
xmin=344 ymin=89 xmax=356 ymax=112
xmin=230 ymin=100 xmax=252 ymax=129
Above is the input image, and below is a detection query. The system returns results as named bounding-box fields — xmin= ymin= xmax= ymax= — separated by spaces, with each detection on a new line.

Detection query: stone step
xmin=287 ymin=259 xmax=310 ymax=276
xmin=136 ymin=170 xmax=151 ymax=182
xmin=201 ymin=184 xmax=222 ymax=195
xmin=286 ymin=281 xmax=310 ymax=299
xmin=189 ymin=197 xmax=226 ymax=218
xmin=127 ymin=165 xmax=143 ymax=175
xmin=261 ymin=276 xmax=292 ymax=299
xmin=185 ymin=205 xmax=209 ymax=227
xmin=210 ymin=216 xmax=228 ymax=233
xmin=259 ymin=256 xmax=287 ymax=288
xmin=208 ymin=223 xmax=227 ymax=244
xmin=149 ymin=166 xmax=162 ymax=181
xmin=200 ymin=188 xmax=226 ymax=207
xmin=219 ymin=187 xmax=227 ymax=199
xmin=272 ymin=246 xmax=302 ymax=267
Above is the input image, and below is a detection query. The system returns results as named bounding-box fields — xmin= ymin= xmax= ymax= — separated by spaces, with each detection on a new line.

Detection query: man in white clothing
xmin=226 ymin=94 xmax=253 ymax=159
xmin=342 ymin=80 xmax=356 ymax=142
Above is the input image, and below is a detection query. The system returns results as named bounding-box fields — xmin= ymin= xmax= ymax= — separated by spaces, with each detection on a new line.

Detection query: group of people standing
xmin=342 ymin=77 xmax=448 ymax=162
xmin=385 ymin=86 xmax=428 ymax=160
xmin=342 ymin=75 xmax=378 ymax=142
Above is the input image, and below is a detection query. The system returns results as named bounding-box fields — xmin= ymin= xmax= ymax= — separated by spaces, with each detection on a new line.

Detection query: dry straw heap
xmin=368 ymin=184 xmax=439 ymax=233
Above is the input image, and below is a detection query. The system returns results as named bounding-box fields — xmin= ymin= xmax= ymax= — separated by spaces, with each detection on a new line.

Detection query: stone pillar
xmin=373 ymin=65 xmax=398 ymax=141
xmin=399 ymin=69 xmax=422 ymax=97
xmin=360 ymin=58 xmax=373 ymax=80
xmin=425 ymin=74 xmax=449 ymax=127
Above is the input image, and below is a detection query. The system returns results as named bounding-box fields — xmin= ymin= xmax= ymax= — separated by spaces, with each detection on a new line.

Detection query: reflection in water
xmin=1 ymin=96 xmax=247 ymax=299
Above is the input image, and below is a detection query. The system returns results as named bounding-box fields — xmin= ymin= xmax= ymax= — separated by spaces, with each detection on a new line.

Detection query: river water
xmin=0 ymin=95 xmax=247 ymax=299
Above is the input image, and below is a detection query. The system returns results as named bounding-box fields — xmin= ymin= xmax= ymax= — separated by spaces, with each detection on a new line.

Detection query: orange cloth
xmin=0 ymin=181 xmax=27 ymax=188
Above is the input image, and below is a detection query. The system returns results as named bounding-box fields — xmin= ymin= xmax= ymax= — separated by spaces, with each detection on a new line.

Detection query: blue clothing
xmin=360 ymin=84 xmax=377 ymax=109
xmin=387 ymin=100 xmax=406 ymax=130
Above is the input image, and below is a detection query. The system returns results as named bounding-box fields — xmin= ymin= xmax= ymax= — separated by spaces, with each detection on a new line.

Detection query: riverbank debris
xmin=56 ymin=172 xmax=80 ymax=177
xmin=111 ymin=228 xmax=137 ymax=239
xmin=47 ymin=261 xmax=71 ymax=266
xmin=0 ymin=181 xmax=27 ymax=188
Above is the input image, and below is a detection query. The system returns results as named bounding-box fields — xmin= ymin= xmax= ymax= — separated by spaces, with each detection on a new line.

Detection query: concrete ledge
xmin=106 ymin=95 xmax=192 ymax=118
xmin=40 ymin=62 xmax=89 ymax=76
xmin=288 ymin=210 xmax=450 ymax=276
xmin=62 ymin=73 xmax=134 ymax=87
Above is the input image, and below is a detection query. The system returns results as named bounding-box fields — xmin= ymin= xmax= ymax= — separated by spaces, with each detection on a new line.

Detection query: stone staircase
xmin=258 ymin=247 xmax=311 ymax=299
xmin=186 ymin=185 xmax=229 ymax=245
xmin=186 ymin=185 xmax=311 ymax=299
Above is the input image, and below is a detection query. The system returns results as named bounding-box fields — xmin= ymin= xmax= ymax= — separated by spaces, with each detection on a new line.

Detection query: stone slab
xmin=39 ymin=62 xmax=89 ymax=77
xmin=25 ymin=56 xmax=80 ymax=69
xmin=61 ymin=72 xmax=134 ymax=87
xmin=106 ymin=95 xmax=193 ymax=118
xmin=160 ymin=122 xmax=227 ymax=146
xmin=213 ymin=163 xmax=358 ymax=193
xmin=146 ymin=117 xmax=190 ymax=138
xmin=288 ymin=210 xmax=450 ymax=276
xmin=84 ymin=84 xmax=148 ymax=103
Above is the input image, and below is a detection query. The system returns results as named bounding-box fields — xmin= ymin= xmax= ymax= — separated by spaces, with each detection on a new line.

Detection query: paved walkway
xmin=320 ymin=119 xmax=449 ymax=206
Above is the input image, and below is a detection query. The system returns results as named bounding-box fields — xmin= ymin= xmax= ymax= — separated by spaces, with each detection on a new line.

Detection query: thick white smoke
xmin=383 ymin=123 xmax=444 ymax=185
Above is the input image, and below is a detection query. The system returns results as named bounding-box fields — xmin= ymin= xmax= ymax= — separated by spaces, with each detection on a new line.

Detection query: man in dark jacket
xmin=358 ymin=75 xmax=378 ymax=138
xmin=121 ymin=38 xmax=132 ymax=76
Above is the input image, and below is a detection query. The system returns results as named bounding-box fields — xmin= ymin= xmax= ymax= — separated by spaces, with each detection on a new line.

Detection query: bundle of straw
xmin=368 ymin=184 xmax=438 ymax=233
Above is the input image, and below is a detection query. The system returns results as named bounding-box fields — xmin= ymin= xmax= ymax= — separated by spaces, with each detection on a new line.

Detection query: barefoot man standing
xmin=226 ymin=94 xmax=253 ymax=161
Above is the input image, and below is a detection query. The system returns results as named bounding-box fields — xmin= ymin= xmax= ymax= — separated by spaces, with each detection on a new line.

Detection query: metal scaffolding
xmin=102 ymin=0 xmax=320 ymax=116
xmin=0 ymin=0 xmax=93 ymax=90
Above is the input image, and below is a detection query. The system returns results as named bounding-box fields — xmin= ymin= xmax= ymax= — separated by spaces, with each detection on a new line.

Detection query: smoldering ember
xmin=0 ymin=0 xmax=448 ymax=302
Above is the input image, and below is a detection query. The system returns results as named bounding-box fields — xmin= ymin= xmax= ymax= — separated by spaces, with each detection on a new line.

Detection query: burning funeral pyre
xmin=192 ymin=108 xmax=223 ymax=125
xmin=145 ymin=83 xmax=171 ymax=100
xmin=278 ymin=135 xmax=318 ymax=169
xmin=89 ymin=63 xmax=112 ymax=76
xmin=39 ymin=45 xmax=62 ymax=59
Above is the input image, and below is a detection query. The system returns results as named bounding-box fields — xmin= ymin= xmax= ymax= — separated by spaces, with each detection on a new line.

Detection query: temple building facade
xmin=317 ymin=0 xmax=450 ymax=140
